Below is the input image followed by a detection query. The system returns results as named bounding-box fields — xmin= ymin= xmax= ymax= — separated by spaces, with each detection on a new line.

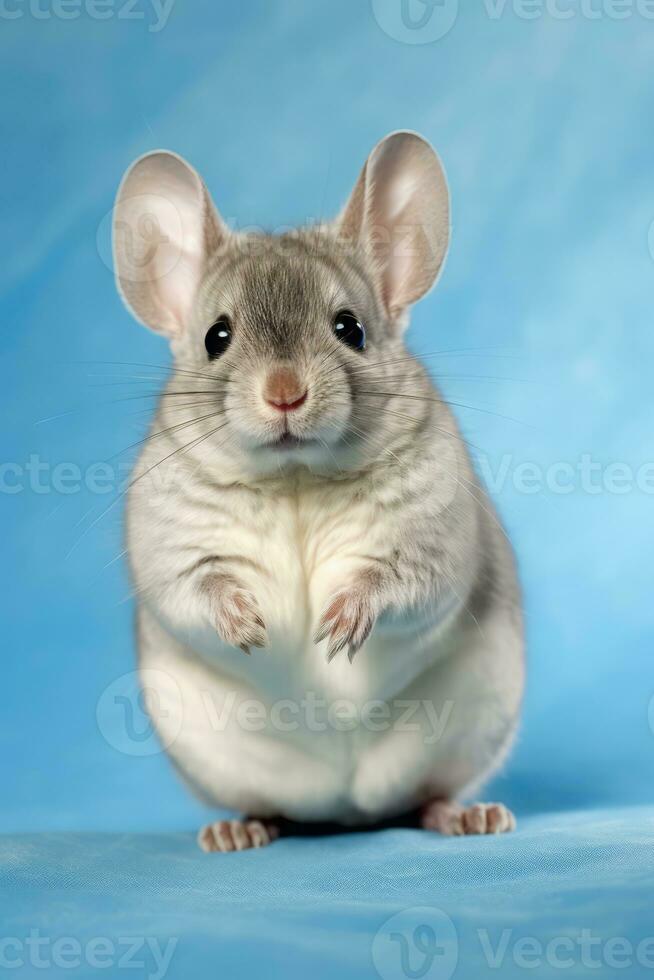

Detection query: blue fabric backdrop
xmin=2 ymin=2 xmax=654 ymax=977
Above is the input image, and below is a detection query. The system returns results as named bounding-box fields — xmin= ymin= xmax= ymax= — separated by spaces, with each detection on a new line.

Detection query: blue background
xmin=3 ymin=3 xmax=654 ymax=978
xmin=3 ymin=0 xmax=654 ymax=832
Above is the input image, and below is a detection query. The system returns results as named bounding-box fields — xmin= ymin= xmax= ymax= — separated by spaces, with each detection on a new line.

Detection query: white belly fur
xmin=130 ymin=457 xmax=523 ymax=824
xmin=136 ymin=559 xmax=523 ymax=824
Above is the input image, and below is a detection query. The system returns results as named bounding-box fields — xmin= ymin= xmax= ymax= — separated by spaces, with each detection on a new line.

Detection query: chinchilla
xmin=113 ymin=131 xmax=524 ymax=852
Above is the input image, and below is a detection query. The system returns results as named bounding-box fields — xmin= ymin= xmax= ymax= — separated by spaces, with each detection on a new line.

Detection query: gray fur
xmin=114 ymin=132 xmax=524 ymax=831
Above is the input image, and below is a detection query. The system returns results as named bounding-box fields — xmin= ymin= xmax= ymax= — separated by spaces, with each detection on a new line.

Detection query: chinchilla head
xmin=112 ymin=131 xmax=450 ymax=477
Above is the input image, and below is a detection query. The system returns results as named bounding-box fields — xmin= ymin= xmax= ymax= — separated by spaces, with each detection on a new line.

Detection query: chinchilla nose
xmin=263 ymin=366 xmax=308 ymax=412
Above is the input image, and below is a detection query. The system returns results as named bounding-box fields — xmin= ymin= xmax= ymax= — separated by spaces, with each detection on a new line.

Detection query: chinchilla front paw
xmin=203 ymin=576 xmax=268 ymax=654
xmin=314 ymin=586 xmax=377 ymax=663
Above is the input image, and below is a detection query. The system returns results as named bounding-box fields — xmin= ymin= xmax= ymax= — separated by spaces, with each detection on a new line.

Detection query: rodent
xmin=113 ymin=131 xmax=524 ymax=852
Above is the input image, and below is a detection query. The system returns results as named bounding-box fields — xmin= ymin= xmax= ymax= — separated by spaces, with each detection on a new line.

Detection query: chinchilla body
xmin=116 ymin=133 xmax=524 ymax=825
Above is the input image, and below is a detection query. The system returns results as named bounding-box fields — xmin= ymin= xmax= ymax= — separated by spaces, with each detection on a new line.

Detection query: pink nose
xmin=263 ymin=367 xmax=307 ymax=413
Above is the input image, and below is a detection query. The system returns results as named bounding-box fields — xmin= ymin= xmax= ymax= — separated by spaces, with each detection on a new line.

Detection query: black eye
xmin=333 ymin=310 xmax=366 ymax=351
xmin=205 ymin=317 xmax=232 ymax=359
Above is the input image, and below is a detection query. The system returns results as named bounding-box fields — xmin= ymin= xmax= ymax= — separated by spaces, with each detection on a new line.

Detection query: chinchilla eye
xmin=333 ymin=310 xmax=366 ymax=351
xmin=205 ymin=317 xmax=232 ymax=359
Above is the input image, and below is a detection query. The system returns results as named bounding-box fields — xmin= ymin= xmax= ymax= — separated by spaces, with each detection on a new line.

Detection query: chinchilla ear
xmin=112 ymin=151 xmax=228 ymax=337
xmin=337 ymin=131 xmax=450 ymax=329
